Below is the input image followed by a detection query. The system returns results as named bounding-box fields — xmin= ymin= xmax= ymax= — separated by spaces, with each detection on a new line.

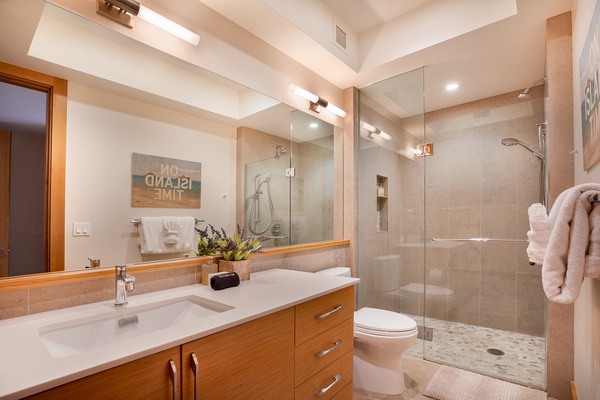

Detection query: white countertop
xmin=0 ymin=268 xmax=359 ymax=399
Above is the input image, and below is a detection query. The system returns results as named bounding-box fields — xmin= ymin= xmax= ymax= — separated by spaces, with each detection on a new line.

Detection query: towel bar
xmin=130 ymin=218 xmax=205 ymax=226
xmin=432 ymin=238 xmax=529 ymax=243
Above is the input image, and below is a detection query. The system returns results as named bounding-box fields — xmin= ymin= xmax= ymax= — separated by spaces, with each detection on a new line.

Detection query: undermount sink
xmin=38 ymin=295 xmax=234 ymax=358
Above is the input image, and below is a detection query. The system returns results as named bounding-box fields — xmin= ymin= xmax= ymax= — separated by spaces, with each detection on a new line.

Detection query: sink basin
xmin=38 ymin=295 xmax=233 ymax=358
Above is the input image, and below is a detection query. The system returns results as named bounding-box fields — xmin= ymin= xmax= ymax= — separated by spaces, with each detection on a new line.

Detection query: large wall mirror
xmin=0 ymin=1 xmax=343 ymax=278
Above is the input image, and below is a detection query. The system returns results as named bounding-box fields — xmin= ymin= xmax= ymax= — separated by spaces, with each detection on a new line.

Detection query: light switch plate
xmin=73 ymin=222 xmax=91 ymax=237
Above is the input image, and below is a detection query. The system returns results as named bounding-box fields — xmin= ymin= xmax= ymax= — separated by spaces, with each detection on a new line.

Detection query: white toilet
xmin=316 ymin=267 xmax=419 ymax=395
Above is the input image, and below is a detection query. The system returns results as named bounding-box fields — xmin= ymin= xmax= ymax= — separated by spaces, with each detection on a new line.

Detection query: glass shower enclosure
xmin=356 ymin=67 xmax=547 ymax=389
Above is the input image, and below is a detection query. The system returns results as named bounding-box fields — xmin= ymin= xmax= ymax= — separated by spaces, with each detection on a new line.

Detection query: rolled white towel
xmin=526 ymin=203 xmax=550 ymax=265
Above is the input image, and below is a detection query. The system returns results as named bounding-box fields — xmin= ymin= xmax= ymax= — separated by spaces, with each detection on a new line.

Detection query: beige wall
xmin=571 ymin=0 xmax=600 ymax=399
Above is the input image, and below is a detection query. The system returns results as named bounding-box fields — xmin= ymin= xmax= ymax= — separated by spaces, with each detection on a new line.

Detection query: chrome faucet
xmin=115 ymin=265 xmax=135 ymax=306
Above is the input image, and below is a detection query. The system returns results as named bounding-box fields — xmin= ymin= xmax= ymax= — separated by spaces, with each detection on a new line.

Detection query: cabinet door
xmin=26 ymin=347 xmax=181 ymax=400
xmin=182 ymin=308 xmax=295 ymax=400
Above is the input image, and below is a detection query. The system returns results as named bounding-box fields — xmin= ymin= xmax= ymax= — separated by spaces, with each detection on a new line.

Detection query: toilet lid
xmin=355 ymin=307 xmax=417 ymax=333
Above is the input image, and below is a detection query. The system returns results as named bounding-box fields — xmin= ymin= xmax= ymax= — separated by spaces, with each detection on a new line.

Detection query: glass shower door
xmin=421 ymin=89 xmax=547 ymax=389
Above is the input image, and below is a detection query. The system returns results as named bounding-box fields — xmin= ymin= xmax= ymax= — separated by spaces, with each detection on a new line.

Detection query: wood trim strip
xmin=0 ymin=240 xmax=349 ymax=292
xmin=570 ymin=381 xmax=578 ymax=400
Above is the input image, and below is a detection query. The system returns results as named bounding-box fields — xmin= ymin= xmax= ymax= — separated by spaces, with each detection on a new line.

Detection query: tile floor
xmin=353 ymin=356 xmax=441 ymax=400
xmin=353 ymin=356 xmax=555 ymax=400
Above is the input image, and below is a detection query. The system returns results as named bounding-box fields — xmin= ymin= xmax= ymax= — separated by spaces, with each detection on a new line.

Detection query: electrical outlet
xmin=73 ymin=222 xmax=91 ymax=237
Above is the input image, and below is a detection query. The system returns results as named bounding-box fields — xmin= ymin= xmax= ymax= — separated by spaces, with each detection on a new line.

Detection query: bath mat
xmin=423 ymin=365 xmax=547 ymax=400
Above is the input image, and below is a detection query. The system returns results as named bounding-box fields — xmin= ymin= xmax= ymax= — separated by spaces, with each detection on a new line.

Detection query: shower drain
xmin=487 ymin=348 xmax=505 ymax=356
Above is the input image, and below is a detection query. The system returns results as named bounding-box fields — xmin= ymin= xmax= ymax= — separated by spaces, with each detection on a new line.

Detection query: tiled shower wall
xmin=358 ymin=90 xmax=547 ymax=337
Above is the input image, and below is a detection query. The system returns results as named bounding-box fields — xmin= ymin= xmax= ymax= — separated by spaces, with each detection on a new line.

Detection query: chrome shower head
xmin=518 ymin=77 xmax=546 ymax=99
xmin=501 ymin=137 xmax=545 ymax=162
xmin=274 ymin=145 xmax=288 ymax=159
xmin=501 ymin=138 xmax=520 ymax=146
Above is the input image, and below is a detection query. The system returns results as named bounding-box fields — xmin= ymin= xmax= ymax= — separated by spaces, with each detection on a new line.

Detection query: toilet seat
xmin=355 ymin=307 xmax=417 ymax=337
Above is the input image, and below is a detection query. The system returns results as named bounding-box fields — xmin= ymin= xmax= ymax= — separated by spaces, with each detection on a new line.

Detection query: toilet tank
xmin=373 ymin=254 xmax=401 ymax=292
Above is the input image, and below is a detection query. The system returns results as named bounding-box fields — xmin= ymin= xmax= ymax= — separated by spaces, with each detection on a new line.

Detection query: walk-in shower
xmin=357 ymin=67 xmax=547 ymax=390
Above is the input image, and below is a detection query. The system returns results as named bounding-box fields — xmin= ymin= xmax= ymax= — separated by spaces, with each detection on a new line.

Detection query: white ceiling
xmin=200 ymin=0 xmax=573 ymax=114
xmin=0 ymin=0 xmax=575 ymax=136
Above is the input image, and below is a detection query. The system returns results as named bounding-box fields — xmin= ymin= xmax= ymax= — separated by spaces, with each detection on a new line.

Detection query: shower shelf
xmin=376 ymin=175 xmax=388 ymax=232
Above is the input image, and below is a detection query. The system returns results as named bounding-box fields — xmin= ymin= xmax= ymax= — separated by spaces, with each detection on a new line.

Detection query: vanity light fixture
xmin=289 ymin=84 xmax=347 ymax=118
xmin=96 ymin=0 xmax=200 ymax=45
xmin=360 ymin=121 xmax=392 ymax=141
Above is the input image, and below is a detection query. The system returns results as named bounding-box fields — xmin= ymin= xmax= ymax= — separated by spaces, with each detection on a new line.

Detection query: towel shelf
xmin=432 ymin=238 xmax=529 ymax=243
xmin=130 ymin=218 xmax=205 ymax=226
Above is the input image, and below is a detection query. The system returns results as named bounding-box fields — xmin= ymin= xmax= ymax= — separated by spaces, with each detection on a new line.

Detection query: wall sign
xmin=580 ymin=0 xmax=600 ymax=171
xmin=131 ymin=153 xmax=201 ymax=208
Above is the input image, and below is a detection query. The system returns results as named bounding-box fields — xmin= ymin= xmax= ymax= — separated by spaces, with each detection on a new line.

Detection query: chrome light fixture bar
xmin=360 ymin=121 xmax=392 ymax=141
xmin=289 ymin=84 xmax=347 ymax=118
xmin=97 ymin=0 xmax=200 ymax=45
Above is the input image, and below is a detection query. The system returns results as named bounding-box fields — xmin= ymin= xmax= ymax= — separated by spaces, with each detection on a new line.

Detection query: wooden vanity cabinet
xmin=181 ymin=308 xmax=295 ymax=400
xmin=26 ymin=347 xmax=181 ymax=400
xmin=24 ymin=286 xmax=354 ymax=400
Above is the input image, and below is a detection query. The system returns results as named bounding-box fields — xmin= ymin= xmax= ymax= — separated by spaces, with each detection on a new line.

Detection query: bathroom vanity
xmin=0 ymin=269 xmax=358 ymax=399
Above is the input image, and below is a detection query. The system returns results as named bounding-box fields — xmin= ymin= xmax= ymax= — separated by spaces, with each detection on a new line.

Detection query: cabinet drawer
xmin=295 ymin=286 xmax=354 ymax=344
xmin=295 ymin=350 xmax=353 ymax=400
xmin=295 ymin=317 xmax=353 ymax=386
xmin=331 ymin=382 xmax=353 ymax=400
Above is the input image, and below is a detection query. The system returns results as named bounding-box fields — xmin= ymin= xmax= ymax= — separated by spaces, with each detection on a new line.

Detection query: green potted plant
xmin=195 ymin=225 xmax=220 ymax=257
xmin=201 ymin=224 xmax=268 ymax=280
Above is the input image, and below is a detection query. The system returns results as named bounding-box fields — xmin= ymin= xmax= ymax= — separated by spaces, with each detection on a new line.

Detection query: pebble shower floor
xmin=405 ymin=316 xmax=546 ymax=389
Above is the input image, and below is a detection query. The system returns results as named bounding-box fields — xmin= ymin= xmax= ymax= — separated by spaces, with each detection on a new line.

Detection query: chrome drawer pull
xmin=191 ymin=352 xmax=199 ymax=400
xmin=315 ymin=374 xmax=341 ymax=396
xmin=169 ymin=359 xmax=179 ymax=400
xmin=315 ymin=305 xmax=343 ymax=320
xmin=314 ymin=340 xmax=342 ymax=358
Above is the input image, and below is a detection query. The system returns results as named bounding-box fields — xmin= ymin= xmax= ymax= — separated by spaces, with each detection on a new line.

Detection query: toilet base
xmin=353 ymin=352 xmax=407 ymax=394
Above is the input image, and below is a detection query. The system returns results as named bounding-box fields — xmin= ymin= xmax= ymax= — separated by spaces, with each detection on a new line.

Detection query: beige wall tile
xmin=29 ymin=278 xmax=113 ymax=314
xmin=0 ymin=290 xmax=28 ymax=320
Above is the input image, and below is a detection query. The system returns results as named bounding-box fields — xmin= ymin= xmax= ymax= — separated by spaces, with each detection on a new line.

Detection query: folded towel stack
xmin=138 ymin=216 xmax=196 ymax=254
xmin=526 ymin=203 xmax=551 ymax=265
xmin=541 ymin=183 xmax=600 ymax=304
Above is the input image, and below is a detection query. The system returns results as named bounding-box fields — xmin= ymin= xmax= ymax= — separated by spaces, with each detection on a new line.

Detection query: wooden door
xmin=0 ymin=61 xmax=67 ymax=273
xmin=0 ymin=131 xmax=10 ymax=276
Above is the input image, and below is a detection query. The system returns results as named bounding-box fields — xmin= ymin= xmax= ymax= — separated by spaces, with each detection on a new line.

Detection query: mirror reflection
xmin=241 ymin=110 xmax=336 ymax=247
xmin=0 ymin=74 xmax=338 ymax=278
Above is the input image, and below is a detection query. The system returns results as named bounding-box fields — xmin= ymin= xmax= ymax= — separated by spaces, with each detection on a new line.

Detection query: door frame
xmin=0 ymin=61 xmax=67 ymax=273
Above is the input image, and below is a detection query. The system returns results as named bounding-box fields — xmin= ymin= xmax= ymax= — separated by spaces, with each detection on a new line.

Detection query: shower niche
xmin=376 ymin=175 xmax=388 ymax=232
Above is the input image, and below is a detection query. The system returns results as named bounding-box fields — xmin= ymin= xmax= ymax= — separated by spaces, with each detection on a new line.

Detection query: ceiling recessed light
xmin=310 ymin=122 xmax=319 ymax=128
xmin=446 ymin=83 xmax=459 ymax=91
